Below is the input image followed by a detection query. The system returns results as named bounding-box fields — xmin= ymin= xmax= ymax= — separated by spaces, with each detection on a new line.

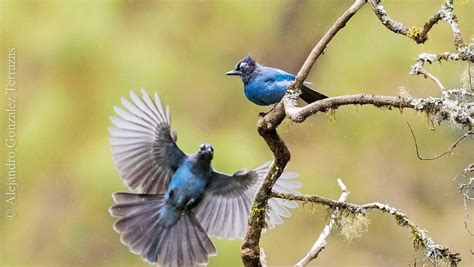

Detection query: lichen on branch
xmin=241 ymin=0 xmax=473 ymax=266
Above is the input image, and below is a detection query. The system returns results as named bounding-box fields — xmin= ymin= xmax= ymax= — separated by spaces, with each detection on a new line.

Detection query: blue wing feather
xmin=244 ymin=66 xmax=296 ymax=105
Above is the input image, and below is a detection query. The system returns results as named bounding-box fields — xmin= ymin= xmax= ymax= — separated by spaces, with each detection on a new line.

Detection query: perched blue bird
xmin=109 ymin=89 xmax=301 ymax=267
xmin=226 ymin=55 xmax=328 ymax=106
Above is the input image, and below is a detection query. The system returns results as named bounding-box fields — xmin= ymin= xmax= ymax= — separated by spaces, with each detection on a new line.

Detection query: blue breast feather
xmin=168 ymin=160 xmax=207 ymax=205
xmin=160 ymin=160 xmax=207 ymax=226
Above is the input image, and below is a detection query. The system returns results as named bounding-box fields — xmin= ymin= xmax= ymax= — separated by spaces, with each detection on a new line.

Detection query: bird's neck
xmin=242 ymin=72 xmax=256 ymax=84
xmin=191 ymin=155 xmax=212 ymax=174
xmin=242 ymin=67 xmax=260 ymax=84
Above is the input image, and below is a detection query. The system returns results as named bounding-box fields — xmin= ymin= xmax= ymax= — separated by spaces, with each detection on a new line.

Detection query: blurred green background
xmin=0 ymin=0 xmax=473 ymax=266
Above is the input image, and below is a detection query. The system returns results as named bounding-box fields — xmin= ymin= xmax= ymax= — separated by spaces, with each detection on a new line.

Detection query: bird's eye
xmin=200 ymin=144 xmax=205 ymax=150
xmin=239 ymin=62 xmax=247 ymax=70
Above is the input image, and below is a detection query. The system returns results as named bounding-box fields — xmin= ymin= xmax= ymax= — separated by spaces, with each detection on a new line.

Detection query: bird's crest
xmin=241 ymin=54 xmax=256 ymax=65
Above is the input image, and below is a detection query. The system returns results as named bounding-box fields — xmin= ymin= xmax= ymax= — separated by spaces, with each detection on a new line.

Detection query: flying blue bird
xmin=226 ymin=55 xmax=328 ymax=106
xmin=109 ymin=89 xmax=301 ymax=266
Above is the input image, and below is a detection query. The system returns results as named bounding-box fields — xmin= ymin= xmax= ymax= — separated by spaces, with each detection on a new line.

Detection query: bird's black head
xmin=226 ymin=54 xmax=257 ymax=78
xmin=197 ymin=143 xmax=214 ymax=162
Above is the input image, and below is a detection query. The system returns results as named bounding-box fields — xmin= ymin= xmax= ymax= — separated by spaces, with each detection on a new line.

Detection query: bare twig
xmin=418 ymin=69 xmax=446 ymax=92
xmin=454 ymin=163 xmax=474 ymax=182
xmin=463 ymin=221 xmax=474 ymax=237
xmin=413 ymin=51 xmax=474 ymax=70
xmin=411 ymin=51 xmax=474 ymax=84
xmin=296 ymin=179 xmax=350 ymax=267
xmin=407 ymin=122 xmax=473 ymax=160
xmin=273 ymin=192 xmax=461 ymax=266
xmin=260 ymin=248 xmax=268 ymax=267
xmin=457 ymin=164 xmax=474 ymax=236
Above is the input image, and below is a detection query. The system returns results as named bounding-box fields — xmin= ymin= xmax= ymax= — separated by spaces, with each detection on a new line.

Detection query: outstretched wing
xmin=109 ymin=89 xmax=186 ymax=194
xmin=194 ymin=162 xmax=301 ymax=239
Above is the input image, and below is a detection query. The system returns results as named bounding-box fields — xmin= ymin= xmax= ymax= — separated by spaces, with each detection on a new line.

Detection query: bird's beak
xmin=225 ymin=70 xmax=242 ymax=76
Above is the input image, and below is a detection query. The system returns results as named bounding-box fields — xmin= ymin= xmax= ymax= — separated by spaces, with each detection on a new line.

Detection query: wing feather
xmin=110 ymin=89 xmax=186 ymax=193
xmin=194 ymin=162 xmax=301 ymax=239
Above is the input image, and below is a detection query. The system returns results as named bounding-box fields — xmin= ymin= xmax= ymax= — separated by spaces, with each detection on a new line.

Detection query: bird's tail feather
xmin=300 ymin=84 xmax=328 ymax=104
xmin=110 ymin=192 xmax=216 ymax=266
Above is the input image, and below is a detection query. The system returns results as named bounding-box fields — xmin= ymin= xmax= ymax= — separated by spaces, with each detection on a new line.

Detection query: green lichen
xmin=327 ymin=108 xmax=337 ymax=122
xmin=336 ymin=210 xmax=370 ymax=241
xmin=411 ymin=229 xmax=425 ymax=251
xmin=394 ymin=213 xmax=410 ymax=228
xmin=250 ymin=202 xmax=268 ymax=228
xmin=410 ymin=89 xmax=473 ymax=130
xmin=301 ymin=201 xmax=318 ymax=214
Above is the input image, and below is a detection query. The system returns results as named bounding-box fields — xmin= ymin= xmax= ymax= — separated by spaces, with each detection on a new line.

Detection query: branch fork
xmin=241 ymin=0 xmax=472 ymax=266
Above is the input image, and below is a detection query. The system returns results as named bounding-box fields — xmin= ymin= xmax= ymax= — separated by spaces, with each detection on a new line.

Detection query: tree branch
xmin=241 ymin=0 xmax=472 ymax=265
xmin=367 ymin=0 xmax=443 ymax=44
xmin=241 ymin=105 xmax=291 ymax=267
xmin=455 ymin=164 xmax=474 ymax=236
xmin=241 ymin=1 xmax=366 ymax=265
xmin=285 ymin=94 xmax=414 ymax=123
xmin=259 ymin=248 xmax=268 ymax=267
xmin=292 ymin=0 xmax=366 ymax=90
xmin=440 ymin=0 xmax=465 ymax=50
xmin=410 ymin=51 xmax=474 ymax=83
xmin=417 ymin=69 xmax=446 ymax=92
xmin=367 ymin=0 xmax=467 ymax=50
xmin=273 ymin=192 xmax=461 ymax=266
xmin=296 ymin=179 xmax=350 ymax=267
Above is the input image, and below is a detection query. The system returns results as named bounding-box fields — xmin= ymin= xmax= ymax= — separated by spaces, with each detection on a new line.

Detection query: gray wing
xmin=109 ymin=89 xmax=186 ymax=194
xmin=194 ymin=162 xmax=301 ymax=239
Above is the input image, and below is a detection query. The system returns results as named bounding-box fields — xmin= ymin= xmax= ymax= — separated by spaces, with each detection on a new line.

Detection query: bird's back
xmin=243 ymin=66 xmax=295 ymax=105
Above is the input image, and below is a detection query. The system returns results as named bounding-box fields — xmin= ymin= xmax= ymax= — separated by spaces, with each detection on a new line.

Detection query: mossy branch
xmin=273 ymin=191 xmax=462 ymax=266
xmin=284 ymin=90 xmax=473 ymax=129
